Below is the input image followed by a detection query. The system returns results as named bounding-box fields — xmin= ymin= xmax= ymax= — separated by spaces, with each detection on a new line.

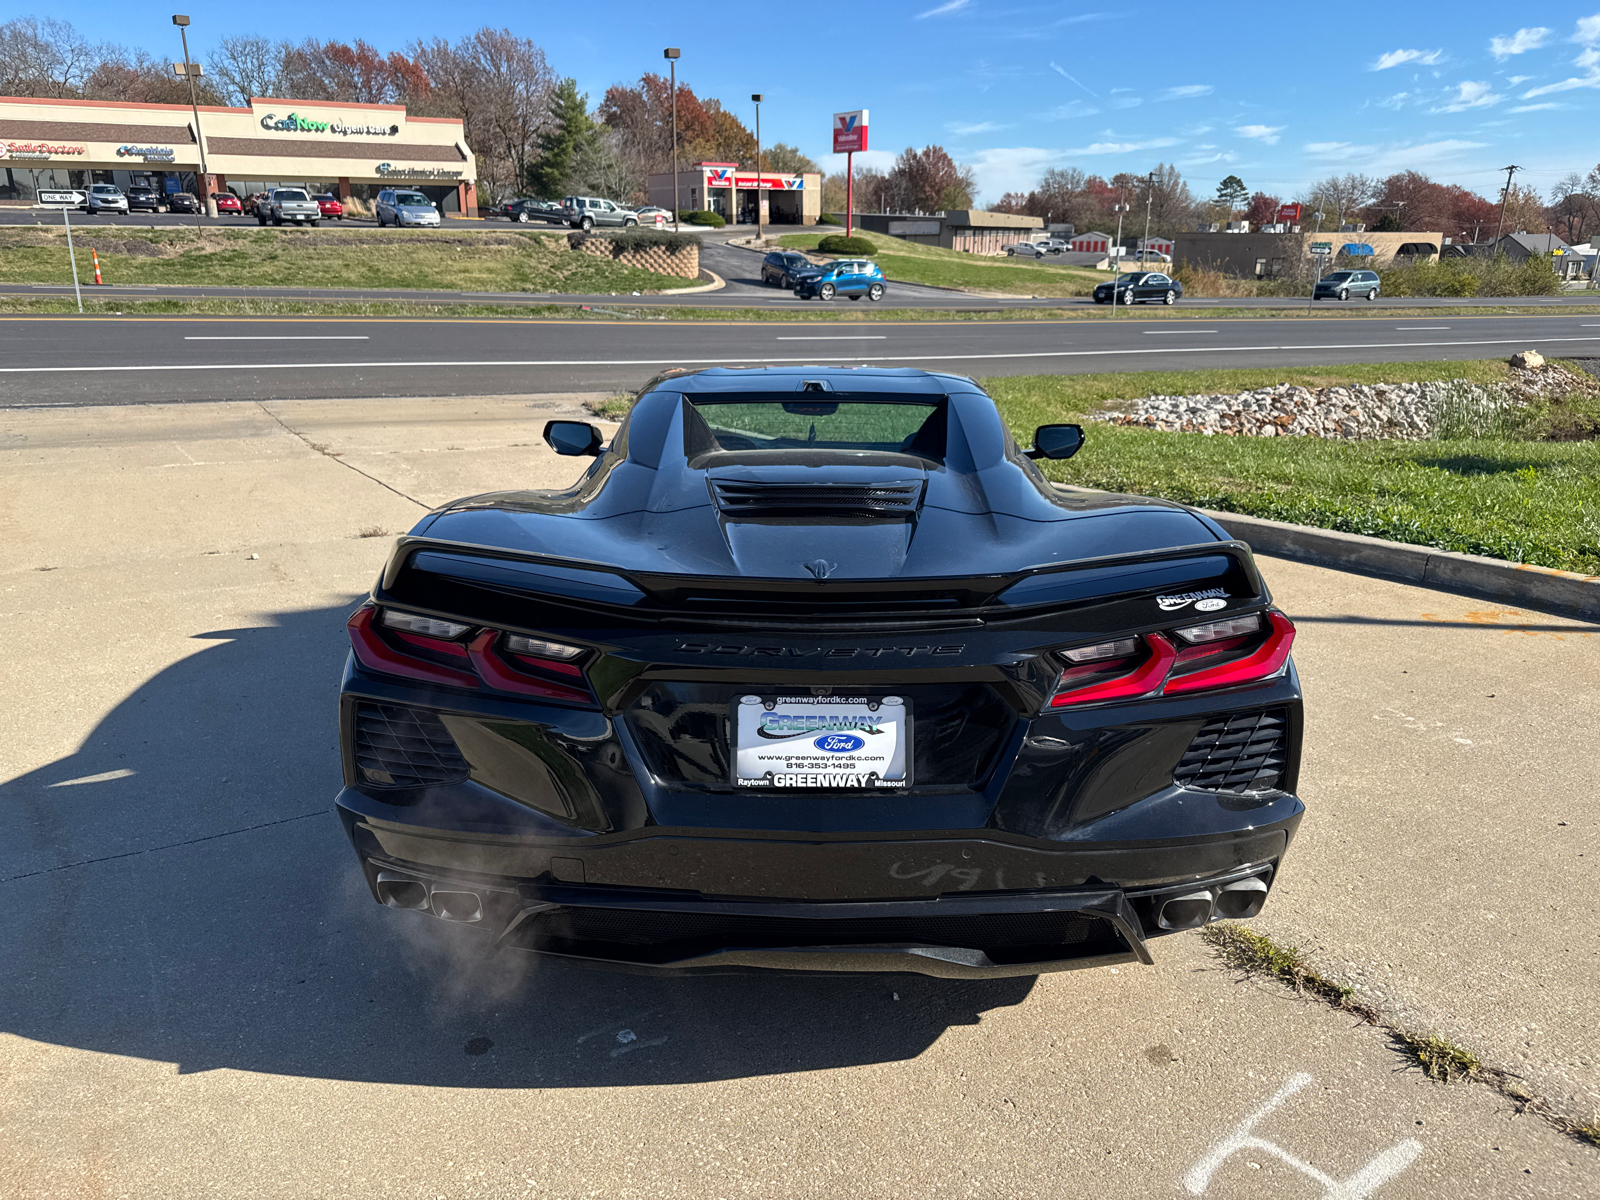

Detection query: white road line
xmin=773 ymin=335 xmax=889 ymax=341
xmin=1142 ymin=330 xmax=1217 ymax=335
xmin=6 ymin=334 xmax=1600 ymax=374
xmin=1394 ymin=326 xmax=1449 ymax=330
xmin=183 ymin=335 xmax=370 ymax=341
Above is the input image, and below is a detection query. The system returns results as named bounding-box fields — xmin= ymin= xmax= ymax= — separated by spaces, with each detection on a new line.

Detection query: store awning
xmin=1340 ymin=242 xmax=1375 ymax=256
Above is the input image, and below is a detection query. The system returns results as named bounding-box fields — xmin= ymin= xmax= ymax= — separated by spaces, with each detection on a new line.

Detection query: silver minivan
xmin=375 ymin=188 xmax=441 ymax=228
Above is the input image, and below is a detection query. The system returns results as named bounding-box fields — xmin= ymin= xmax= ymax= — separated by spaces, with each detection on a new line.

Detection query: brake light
xmin=1162 ymin=611 xmax=1295 ymax=695
xmin=1049 ymin=635 xmax=1177 ymax=707
xmin=467 ymin=632 xmax=593 ymax=703
xmin=348 ymin=607 xmax=478 ymax=689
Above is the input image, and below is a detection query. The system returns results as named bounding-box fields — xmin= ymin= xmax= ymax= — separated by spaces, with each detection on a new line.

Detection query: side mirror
xmin=543 ymin=420 xmax=604 ymax=457
xmin=1028 ymin=424 xmax=1085 ymax=460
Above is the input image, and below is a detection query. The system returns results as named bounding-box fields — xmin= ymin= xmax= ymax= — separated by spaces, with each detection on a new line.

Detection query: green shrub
xmin=1377 ymin=254 xmax=1560 ymax=298
xmin=567 ymin=228 xmax=699 ymax=253
xmin=816 ymin=212 xmax=843 ymax=226
xmin=816 ymin=234 xmax=877 ymax=255
xmin=680 ymin=210 xmax=725 ymax=227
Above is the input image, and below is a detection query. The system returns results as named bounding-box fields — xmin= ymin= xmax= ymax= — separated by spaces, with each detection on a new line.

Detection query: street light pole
xmin=752 ymin=93 xmax=763 ymax=239
xmin=1140 ymin=170 xmax=1154 ymax=270
xmin=171 ymin=16 xmax=216 ymax=220
xmin=664 ymin=49 xmax=681 ymax=231
xmin=1307 ymin=210 xmax=1324 ymax=315
xmin=1109 ymin=196 xmax=1129 ymax=318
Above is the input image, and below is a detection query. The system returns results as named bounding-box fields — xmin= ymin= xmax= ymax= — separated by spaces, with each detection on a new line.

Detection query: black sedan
xmin=1092 ymin=271 xmax=1184 ymax=305
xmin=498 ymin=198 xmax=563 ymax=224
xmin=760 ymin=251 xmax=819 ymax=288
xmin=167 ymin=192 xmax=200 ymax=214
xmin=125 ymin=186 xmax=164 ymax=213
xmin=336 ymin=367 xmax=1303 ymax=978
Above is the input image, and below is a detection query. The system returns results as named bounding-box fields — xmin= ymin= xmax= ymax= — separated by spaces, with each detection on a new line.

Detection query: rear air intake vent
xmin=353 ymin=702 xmax=470 ymax=788
xmin=1173 ymin=709 xmax=1287 ymax=794
xmin=710 ymin=479 xmax=922 ymax=519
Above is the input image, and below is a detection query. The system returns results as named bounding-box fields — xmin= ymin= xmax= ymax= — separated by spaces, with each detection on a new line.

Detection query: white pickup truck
xmin=257 ymin=187 xmax=322 ymax=227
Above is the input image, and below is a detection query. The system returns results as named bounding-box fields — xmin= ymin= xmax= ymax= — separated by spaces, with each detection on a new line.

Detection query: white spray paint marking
xmin=48 ymin=768 xmax=135 ymax=787
xmin=611 ymin=1035 xmax=669 ymax=1058
xmin=1184 ymin=1072 xmax=1422 ymax=1198
xmin=576 ymin=1010 xmax=660 ymax=1044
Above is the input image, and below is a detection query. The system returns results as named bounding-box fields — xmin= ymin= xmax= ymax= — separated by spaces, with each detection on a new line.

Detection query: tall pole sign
xmin=38 ymin=191 xmax=85 ymax=313
xmin=832 ymin=110 xmax=868 ymax=238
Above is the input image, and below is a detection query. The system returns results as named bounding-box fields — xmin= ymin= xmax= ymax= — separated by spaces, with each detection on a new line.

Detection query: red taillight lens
xmin=1162 ymin=611 xmax=1296 ymax=695
xmin=348 ymin=607 xmax=479 ymax=689
xmin=467 ymin=632 xmax=593 ymax=704
xmin=1049 ymin=634 xmax=1177 ymax=707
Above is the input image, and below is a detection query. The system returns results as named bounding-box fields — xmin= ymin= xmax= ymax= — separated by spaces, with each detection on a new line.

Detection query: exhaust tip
xmin=375 ymin=871 xmax=429 ymax=910
xmin=1215 ymin=877 xmax=1270 ymax=919
xmin=1157 ymin=889 xmax=1215 ymax=931
xmin=430 ymin=889 xmax=484 ymax=924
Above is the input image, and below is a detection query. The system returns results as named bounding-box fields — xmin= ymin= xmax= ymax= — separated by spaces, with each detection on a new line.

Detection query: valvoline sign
xmin=833 ymin=110 xmax=869 ymax=154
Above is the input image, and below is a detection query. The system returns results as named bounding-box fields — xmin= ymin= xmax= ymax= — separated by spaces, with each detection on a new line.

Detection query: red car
xmin=212 ymin=192 xmax=243 ymax=216
xmin=313 ymin=193 xmax=345 ymax=220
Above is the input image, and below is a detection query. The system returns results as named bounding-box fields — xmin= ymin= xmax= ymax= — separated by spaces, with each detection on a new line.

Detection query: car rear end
xmin=315 ymin=194 xmax=344 ymax=219
xmin=335 ymin=534 xmax=1303 ymax=978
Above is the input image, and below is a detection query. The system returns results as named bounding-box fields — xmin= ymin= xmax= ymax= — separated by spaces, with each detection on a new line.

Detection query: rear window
xmin=395 ymin=192 xmax=429 ymax=206
xmin=313 ymin=194 xmax=336 ymax=201
xmin=276 ymin=190 xmax=308 ymax=201
xmin=1323 ymin=271 xmax=1353 ymax=281
xmin=685 ymin=398 xmax=944 ymax=457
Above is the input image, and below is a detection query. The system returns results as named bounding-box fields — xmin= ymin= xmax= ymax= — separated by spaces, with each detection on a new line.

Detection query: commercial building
xmin=847 ymin=209 xmax=1043 ymax=255
xmin=648 ymin=163 xmax=821 ymax=225
xmin=0 ymin=95 xmax=477 ymax=213
xmin=1175 ymin=229 xmax=1443 ymax=277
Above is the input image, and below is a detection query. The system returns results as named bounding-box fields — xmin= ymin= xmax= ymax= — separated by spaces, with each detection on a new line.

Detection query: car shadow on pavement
xmin=0 ymin=602 xmax=1034 ymax=1088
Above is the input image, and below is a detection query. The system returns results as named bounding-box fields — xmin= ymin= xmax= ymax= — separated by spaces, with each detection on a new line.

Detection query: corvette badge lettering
xmin=1156 ymin=588 xmax=1229 ymax=612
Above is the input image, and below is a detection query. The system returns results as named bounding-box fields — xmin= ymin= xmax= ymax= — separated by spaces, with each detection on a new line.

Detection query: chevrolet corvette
xmin=335 ymin=366 xmax=1303 ymax=978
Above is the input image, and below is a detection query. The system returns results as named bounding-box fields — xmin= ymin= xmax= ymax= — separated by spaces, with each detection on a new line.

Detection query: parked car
xmin=125 ymin=186 xmax=164 ymax=213
xmin=761 ymin=251 xmax=819 ymax=289
xmin=633 ymin=205 xmax=673 ymax=225
xmin=1092 ymin=271 xmax=1184 ymax=305
xmin=1005 ymin=241 xmax=1048 ymax=258
xmin=560 ymin=196 xmax=638 ymax=230
xmin=167 ymin=192 xmax=200 ymax=215
xmin=312 ymin=193 xmax=345 ymax=220
xmin=211 ymin=192 xmax=243 ymax=215
xmin=258 ymin=187 xmax=322 ymax=227
xmin=375 ymin=188 xmax=441 ymax=228
xmin=81 ymin=184 xmax=128 ymax=215
xmin=334 ymin=365 xmax=1304 ymax=978
xmin=1313 ymin=269 xmax=1381 ymax=301
xmin=794 ymin=259 xmax=887 ymax=301
xmin=242 ymin=192 xmax=269 ymax=216
xmin=498 ymin=198 xmax=562 ymax=223
xmin=1034 ymin=238 xmax=1068 ymax=255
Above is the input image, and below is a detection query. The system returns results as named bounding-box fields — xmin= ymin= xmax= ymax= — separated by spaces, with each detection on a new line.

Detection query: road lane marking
xmin=183 ymin=335 xmax=370 ymax=341
xmin=773 ymin=335 xmax=889 ymax=340
xmin=1142 ymin=330 xmax=1217 ymax=335
xmin=1395 ymin=326 xmax=1449 ymax=330
xmin=7 ymin=334 xmax=1600 ymax=374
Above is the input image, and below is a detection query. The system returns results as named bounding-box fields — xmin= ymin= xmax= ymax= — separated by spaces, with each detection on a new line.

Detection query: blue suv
xmin=794 ymin=259 xmax=887 ymax=301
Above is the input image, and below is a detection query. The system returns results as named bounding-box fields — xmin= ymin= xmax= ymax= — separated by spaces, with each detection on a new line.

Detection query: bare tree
xmin=0 ymin=17 xmax=104 ymax=97
xmin=1302 ymin=173 xmax=1376 ymax=228
xmin=207 ymin=35 xmax=290 ymax=106
xmin=1548 ymin=170 xmax=1598 ymax=245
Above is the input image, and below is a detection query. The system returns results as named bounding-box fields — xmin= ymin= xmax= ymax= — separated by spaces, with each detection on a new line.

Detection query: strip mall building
xmin=0 ymin=95 xmax=477 ymax=213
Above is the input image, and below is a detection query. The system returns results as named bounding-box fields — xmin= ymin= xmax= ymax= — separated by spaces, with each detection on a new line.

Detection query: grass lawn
xmin=984 ymin=364 xmax=1600 ymax=575
xmin=0 ymin=227 xmax=689 ymax=294
xmin=775 ymin=229 xmax=1103 ymax=297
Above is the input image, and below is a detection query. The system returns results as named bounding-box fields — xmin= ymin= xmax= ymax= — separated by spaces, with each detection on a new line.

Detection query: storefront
xmin=648 ymin=163 xmax=821 ymax=225
xmin=0 ymin=95 xmax=476 ymax=213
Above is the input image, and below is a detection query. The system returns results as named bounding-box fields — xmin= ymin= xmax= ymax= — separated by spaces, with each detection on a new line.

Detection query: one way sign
xmin=39 ymin=190 xmax=85 ymax=205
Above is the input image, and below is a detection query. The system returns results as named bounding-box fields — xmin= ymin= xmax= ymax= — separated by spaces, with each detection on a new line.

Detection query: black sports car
xmin=336 ymin=367 xmax=1303 ymax=978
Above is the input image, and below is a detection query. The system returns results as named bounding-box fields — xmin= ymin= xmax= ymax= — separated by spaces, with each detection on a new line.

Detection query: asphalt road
xmin=2 ymin=310 xmax=1597 ymax=404
xmin=3 ymin=396 xmax=1595 ymax=1197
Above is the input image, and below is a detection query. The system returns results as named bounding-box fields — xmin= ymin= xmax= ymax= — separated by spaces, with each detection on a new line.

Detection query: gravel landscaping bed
xmin=1090 ymin=360 xmax=1600 ymax=441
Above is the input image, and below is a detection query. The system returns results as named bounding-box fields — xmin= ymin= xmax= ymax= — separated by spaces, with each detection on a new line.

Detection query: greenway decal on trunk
xmin=1156 ymin=587 xmax=1229 ymax=612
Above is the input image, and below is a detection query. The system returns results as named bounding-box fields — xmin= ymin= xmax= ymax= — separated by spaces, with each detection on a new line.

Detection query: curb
xmin=1201 ymin=508 xmax=1600 ymax=622
xmin=659 ymin=270 xmax=725 ymax=295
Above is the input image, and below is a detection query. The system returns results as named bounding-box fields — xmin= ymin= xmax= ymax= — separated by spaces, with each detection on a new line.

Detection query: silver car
xmin=82 ymin=184 xmax=128 ymax=215
xmin=375 ymin=188 xmax=441 ymax=228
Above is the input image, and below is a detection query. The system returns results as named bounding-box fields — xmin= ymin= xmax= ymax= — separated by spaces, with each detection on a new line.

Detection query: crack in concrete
xmin=254 ymin=401 xmax=429 ymax=509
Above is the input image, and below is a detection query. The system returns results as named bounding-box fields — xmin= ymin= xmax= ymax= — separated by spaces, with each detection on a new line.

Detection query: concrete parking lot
xmin=2 ymin=395 xmax=1596 ymax=1198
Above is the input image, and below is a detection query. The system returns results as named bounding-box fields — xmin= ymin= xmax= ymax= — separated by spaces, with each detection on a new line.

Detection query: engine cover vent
xmin=710 ymin=479 xmax=922 ymax=519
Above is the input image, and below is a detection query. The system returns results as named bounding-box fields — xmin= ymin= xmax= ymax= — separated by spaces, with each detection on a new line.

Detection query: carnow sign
xmin=833 ymin=110 xmax=868 ymax=154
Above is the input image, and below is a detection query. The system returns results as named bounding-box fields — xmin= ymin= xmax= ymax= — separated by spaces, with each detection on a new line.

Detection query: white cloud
xmin=1040 ymin=100 xmax=1099 ymax=121
xmin=1048 ymin=61 xmax=1098 ymax=98
xmin=1579 ymin=47 xmax=1600 ymax=67
xmin=1377 ymin=91 xmax=1411 ymax=109
xmin=1522 ymin=73 xmax=1600 ymax=95
xmin=916 ymin=0 xmax=969 ymax=16
xmin=818 ymin=149 xmax=897 ymax=176
xmin=948 ymin=121 xmax=1007 ymax=135
xmin=1236 ymin=124 xmax=1284 ymax=144
xmin=1066 ymin=137 xmax=1180 ymax=154
xmin=1490 ymin=27 xmax=1552 ymax=58
xmin=1300 ymin=139 xmax=1485 ymax=171
xmin=1510 ymin=101 xmax=1564 ymax=111
xmin=1303 ymin=141 xmax=1360 ymax=156
xmin=1054 ymin=11 xmax=1110 ymax=23
xmin=1371 ymin=48 xmax=1442 ymax=70
xmin=1431 ymin=80 xmax=1503 ymax=111
xmin=1158 ymin=84 xmax=1213 ymax=100
xmin=1506 ymin=75 xmax=1532 ymax=85
xmin=1576 ymin=14 xmax=1600 ymax=44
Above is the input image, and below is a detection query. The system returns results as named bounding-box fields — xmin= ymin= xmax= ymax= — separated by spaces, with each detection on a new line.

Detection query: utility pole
xmin=1140 ymin=170 xmax=1155 ymax=269
xmin=752 ymin=93 xmax=763 ymax=239
xmin=171 ymin=16 xmax=216 ymax=220
xmin=664 ymin=48 xmax=681 ymax=230
xmin=1307 ymin=210 xmax=1324 ymax=315
xmin=1109 ymin=194 xmax=1130 ymax=317
xmin=1492 ymin=164 xmax=1521 ymax=254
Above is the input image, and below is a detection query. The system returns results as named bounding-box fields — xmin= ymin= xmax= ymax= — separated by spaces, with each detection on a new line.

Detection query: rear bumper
xmin=336 ymin=784 xmax=1299 ymax=977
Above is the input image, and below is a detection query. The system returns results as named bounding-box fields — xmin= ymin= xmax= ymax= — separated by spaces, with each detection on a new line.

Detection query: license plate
xmin=734 ymin=695 xmax=909 ymax=790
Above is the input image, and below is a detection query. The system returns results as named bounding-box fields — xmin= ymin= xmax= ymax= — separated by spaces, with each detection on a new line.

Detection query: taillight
xmin=1045 ymin=610 xmax=1295 ymax=709
xmin=347 ymin=606 xmax=596 ymax=705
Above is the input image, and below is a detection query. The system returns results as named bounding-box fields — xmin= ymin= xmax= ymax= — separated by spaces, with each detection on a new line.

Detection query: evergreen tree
xmin=526 ymin=77 xmax=595 ymax=198
xmin=1215 ymin=174 xmax=1248 ymax=215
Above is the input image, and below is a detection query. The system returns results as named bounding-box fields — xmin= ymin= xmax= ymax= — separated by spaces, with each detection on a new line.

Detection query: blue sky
xmin=50 ymin=2 xmax=1599 ymax=204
